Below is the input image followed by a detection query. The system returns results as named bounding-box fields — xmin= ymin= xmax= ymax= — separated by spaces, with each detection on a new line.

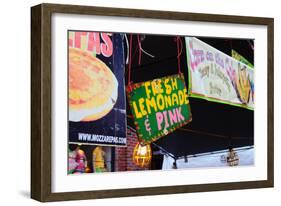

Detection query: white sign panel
xmin=185 ymin=37 xmax=254 ymax=109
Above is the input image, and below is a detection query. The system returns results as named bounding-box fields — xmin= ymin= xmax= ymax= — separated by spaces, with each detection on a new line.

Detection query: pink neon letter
xmin=156 ymin=112 xmax=163 ymax=130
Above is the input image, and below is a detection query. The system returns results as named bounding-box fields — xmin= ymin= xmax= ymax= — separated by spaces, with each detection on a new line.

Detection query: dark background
xmin=125 ymin=34 xmax=254 ymax=160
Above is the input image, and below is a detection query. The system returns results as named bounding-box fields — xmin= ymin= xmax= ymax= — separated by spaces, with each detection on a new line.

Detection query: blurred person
xmin=92 ymin=146 xmax=107 ymax=173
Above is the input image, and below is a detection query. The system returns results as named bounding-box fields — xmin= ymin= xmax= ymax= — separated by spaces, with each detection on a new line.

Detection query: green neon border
xmin=184 ymin=37 xmax=254 ymax=111
xmin=126 ymin=74 xmax=193 ymax=145
xmin=231 ymin=49 xmax=254 ymax=69
xmin=189 ymin=93 xmax=254 ymax=110
xmin=185 ymin=38 xmax=193 ymax=96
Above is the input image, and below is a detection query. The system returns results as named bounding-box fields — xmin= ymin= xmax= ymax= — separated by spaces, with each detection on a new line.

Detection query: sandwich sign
xmin=185 ymin=37 xmax=254 ymax=110
xmin=127 ymin=74 xmax=192 ymax=145
xmin=68 ymin=31 xmax=127 ymax=147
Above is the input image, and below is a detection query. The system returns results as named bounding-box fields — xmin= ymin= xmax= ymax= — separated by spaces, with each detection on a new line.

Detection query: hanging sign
xmin=185 ymin=37 xmax=254 ymax=109
xmin=127 ymin=74 xmax=192 ymax=145
xmin=68 ymin=31 xmax=127 ymax=147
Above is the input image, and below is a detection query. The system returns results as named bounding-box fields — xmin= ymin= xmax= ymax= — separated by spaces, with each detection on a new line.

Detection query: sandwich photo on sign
xmin=69 ymin=47 xmax=118 ymax=122
xmin=68 ymin=31 xmax=127 ymax=175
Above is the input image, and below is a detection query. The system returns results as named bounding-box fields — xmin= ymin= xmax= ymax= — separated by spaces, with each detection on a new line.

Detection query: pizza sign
xmin=68 ymin=31 xmax=127 ymax=147
xmin=127 ymin=74 xmax=192 ymax=144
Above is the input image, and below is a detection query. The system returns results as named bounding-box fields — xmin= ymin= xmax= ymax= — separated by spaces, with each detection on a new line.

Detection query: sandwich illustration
xmin=69 ymin=48 xmax=118 ymax=122
xmin=235 ymin=64 xmax=251 ymax=104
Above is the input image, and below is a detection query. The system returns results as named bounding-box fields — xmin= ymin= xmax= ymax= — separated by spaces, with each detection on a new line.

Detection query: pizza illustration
xmin=69 ymin=48 xmax=118 ymax=122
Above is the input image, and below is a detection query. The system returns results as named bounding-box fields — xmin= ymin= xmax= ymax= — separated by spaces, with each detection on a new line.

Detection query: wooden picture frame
xmin=31 ymin=3 xmax=274 ymax=202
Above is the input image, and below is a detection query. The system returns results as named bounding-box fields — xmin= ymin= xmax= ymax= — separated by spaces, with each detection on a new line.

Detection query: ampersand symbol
xmin=144 ymin=116 xmax=151 ymax=136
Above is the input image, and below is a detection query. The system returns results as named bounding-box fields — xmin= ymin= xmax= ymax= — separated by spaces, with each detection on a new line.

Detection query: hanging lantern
xmin=132 ymin=142 xmax=152 ymax=168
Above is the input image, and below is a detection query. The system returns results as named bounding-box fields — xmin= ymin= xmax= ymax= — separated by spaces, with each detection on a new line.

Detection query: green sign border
xmin=232 ymin=49 xmax=254 ymax=69
xmin=127 ymin=74 xmax=193 ymax=145
xmin=185 ymin=38 xmax=254 ymax=111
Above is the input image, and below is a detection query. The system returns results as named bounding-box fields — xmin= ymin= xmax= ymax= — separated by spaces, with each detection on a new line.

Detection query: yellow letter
xmin=156 ymin=94 xmax=165 ymax=110
xmin=146 ymin=97 xmax=158 ymax=114
xmin=164 ymin=95 xmax=172 ymax=108
xmin=132 ymin=101 xmax=142 ymax=119
xmin=151 ymin=79 xmax=163 ymax=95
xmin=183 ymin=89 xmax=189 ymax=104
xmin=139 ymin=98 xmax=147 ymax=116
xmin=171 ymin=78 xmax=178 ymax=90
xmin=178 ymin=90 xmax=184 ymax=105
xmin=164 ymin=78 xmax=172 ymax=95
xmin=144 ymin=82 xmax=151 ymax=99
xmin=171 ymin=93 xmax=179 ymax=105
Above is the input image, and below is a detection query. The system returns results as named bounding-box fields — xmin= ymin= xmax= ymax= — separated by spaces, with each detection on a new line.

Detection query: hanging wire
xmin=137 ymin=34 xmax=155 ymax=66
xmin=128 ymin=34 xmax=133 ymax=86
xmin=176 ymin=36 xmax=183 ymax=74
xmin=138 ymin=35 xmax=155 ymax=58
xmin=126 ymin=34 xmax=157 ymax=86
xmin=124 ymin=34 xmax=129 ymax=64
xmin=139 ymin=46 xmax=156 ymax=58
xmin=247 ymin=39 xmax=254 ymax=50
xmin=137 ymin=35 xmax=142 ymax=65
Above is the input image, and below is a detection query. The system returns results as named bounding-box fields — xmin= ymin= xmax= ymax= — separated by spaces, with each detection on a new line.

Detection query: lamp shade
xmin=132 ymin=142 xmax=152 ymax=168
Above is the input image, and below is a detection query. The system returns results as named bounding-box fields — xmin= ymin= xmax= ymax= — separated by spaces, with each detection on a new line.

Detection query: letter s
xmin=101 ymin=33 xmax=113 ymax=57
